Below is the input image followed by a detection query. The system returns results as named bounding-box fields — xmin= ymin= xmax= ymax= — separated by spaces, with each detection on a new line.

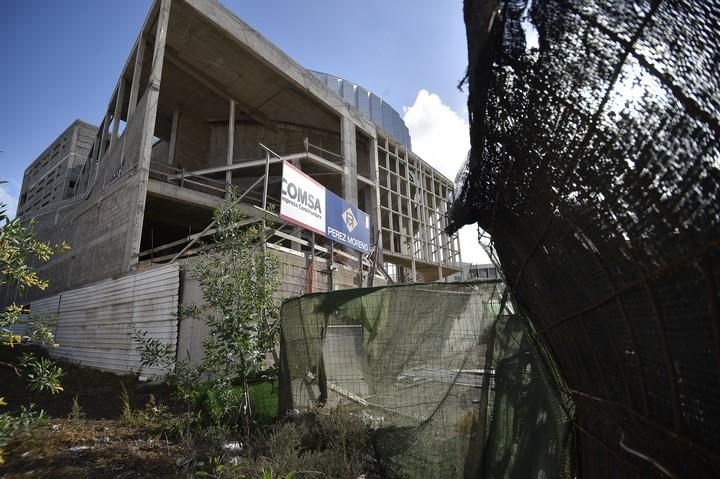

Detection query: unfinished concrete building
xmin=16 ymin=120 xmax=97 ymax=218
xmin=4 ymin=0 xmax=461 ymax=373
xmin=17 ymin=0 xmax=459 ymax=295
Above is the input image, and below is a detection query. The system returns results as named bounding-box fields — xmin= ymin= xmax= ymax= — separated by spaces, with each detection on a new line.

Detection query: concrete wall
xmin=15 ymin=171 xmax=142 ymax=303
xmin=164 ymin=120 xmax=342 ymax=174
xmin=177 ymin=247 xmax=368 ymax=366
xmin=17 ymin=120 xmax=97 ymax=217
xmin=174 ymin=113 xmax=211 ymax=171
xmin=2 ymin=89 xmax=159 ymax=308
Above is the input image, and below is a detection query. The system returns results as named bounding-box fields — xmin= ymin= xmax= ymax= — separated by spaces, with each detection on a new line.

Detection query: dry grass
xmin=0 ymin=348 xmax=387 ymax=478
xmin=0 ymin=419 xmax=188 ymax=478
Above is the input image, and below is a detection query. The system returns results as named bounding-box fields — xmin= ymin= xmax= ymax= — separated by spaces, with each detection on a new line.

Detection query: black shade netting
xmin=450 ymin=0 xmax=720 ymax=477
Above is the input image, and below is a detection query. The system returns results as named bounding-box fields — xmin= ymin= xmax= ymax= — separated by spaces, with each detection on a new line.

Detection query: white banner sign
xmin=279 ymin=161 xmax=326 ymax=235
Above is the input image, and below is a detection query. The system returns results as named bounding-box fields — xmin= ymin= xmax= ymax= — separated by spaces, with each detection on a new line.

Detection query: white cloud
xmin=0 ymin=183 xmax=19 ymax=220
xmin=403 ymin=90 xmax=491 ymax=265
xmin=403 ymin=90 xmax=470 ymax=181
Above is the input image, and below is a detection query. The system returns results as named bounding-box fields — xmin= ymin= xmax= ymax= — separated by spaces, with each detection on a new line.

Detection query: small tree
xmin=134 ymin=190 xmax=279 ymax=438
xmin=0 ymin=181 xmax=68 ymax=463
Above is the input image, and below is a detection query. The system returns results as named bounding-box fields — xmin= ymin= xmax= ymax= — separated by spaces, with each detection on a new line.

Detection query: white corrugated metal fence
xmin=30 ymin=264 xmax=180 ymax=375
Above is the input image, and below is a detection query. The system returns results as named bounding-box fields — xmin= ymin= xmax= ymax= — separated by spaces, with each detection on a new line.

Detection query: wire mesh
xmin=450 ymin=0 xmax=720 ymax=476
xmin=279 ymin=282 xmax=575 ymax=478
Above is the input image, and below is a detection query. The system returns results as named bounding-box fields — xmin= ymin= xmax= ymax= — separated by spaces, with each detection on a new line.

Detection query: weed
xmin=68 ymin=395 xmax=85 ymax=424
xmin=261 ymin=468 xmax=296 ymax=479
xmin=120 ymin=389 xmax=177 ymax=433
xmin=220 ymin=408 xmax=380 ymax=479
xmin=120 ymin=382 xmax=133 ymax=424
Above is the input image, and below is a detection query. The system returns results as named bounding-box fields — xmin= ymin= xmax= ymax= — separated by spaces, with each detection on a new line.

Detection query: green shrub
xmin=0 ymin=404 xmax=46 ymax=464
xmin=132 ymin=191 xmax=280 ymax=439
xmin=188 ymin=379 xmax=278 ymax=428
xmin=222 ymin=408 xmax=381 ymax=479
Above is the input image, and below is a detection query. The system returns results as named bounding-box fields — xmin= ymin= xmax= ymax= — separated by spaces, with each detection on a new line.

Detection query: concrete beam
xmin=225 ymin=100 xmax=235 ymax=193
xmin=341 ymin=116 xmax=357 ymax=206
xmin=110 ymin=78 xmax=126 ymax=151
xmin=301 ymin=152 xmax=343 ymax=173
xmin=128 ymin=38 xmax=146 ymax=120
xmin=163 ymin=51 xmax=277 ymax=132
xmin=169 ymin=151 xmax=342 ymax=181
xmin=369 ymin=136 xmax=383 ymax=265
xmin=357 ymin=174 xmax=374 ymax=187
xmin=124 ymin=0 xmax=172 ymax=273
xmin=147 ymin=179 xmax=223 ymax=210
xmin=168 ymin=110 xmax=180 ymax=165
xmin=403 ymin=148 xmax=416 ymax=282
xmin=97 ymin=113 xmax=110 ymax=165
xmin=183 ymin=0 xmax=377 ymax=135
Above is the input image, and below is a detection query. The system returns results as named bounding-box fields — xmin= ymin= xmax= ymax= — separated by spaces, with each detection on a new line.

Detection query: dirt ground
xmin=0 ymin=345 xmax=190 ymax=478
xmin=0 ymin=345 xmax=178 ymax=419
xmin=0 ymin=345 xmax=384 ymax=479
xmin=1 ymin=419 xmax=188 ymax=479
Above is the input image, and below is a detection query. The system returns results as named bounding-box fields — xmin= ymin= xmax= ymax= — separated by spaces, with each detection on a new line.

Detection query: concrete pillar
xmin=225 ymin=100 xmax=235 ymax=194
xmin=63 ymin=126 xmax=80 ymax=198
xmin=123 ymin=0 xmax=172 ymax=272
xmin=408 ymin=221 xmax=417 ymax=283
xmin=128 ymin=38 xmax=145 ymax=120
xmin=109 ymin=79 xmax=126 ymax=151
xmin=168 ymin=110 xmax=180 ymax=165
xmin=341 ymin=116 xmax=358 ymax=206
xmin=97 ymin=113 xmax=110 ymax=163
xmin=439 ymin=188 xmax=450 ymax=264
xmin=368 ymin=135 xmax=383 ymax=265
xmin=398 ymin=147 xmax=417 ymax=283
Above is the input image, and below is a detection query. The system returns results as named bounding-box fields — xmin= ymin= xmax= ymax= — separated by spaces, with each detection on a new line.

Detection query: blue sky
xmin=0 ymin=0 xmax=488 ymax=263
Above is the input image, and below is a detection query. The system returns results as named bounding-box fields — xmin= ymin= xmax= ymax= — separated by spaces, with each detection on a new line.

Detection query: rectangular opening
xmin=139 ymin=195 xmax=215 ymax=262
xmin=356 ymin=130 xmax=371 ymax=177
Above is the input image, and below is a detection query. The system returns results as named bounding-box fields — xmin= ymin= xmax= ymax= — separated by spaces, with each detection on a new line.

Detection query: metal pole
xmin=368 ymin=229 xmax=380 ymax=287
xmin=262 ymin=151 xmax=270 ymax=211
xmin=150 ymin=228 xmax=154 ymax=264
xmin=261 ymin=150 xmax=271 ymax=352
xmin=329 ymin=242 xmax=335 ymax=291
xmin=261 ymin=150 xmax=270 ymax=271
xmin=225 ymin=100 xmax=236 ymax=195
xmin=169 ymin=175 xmax=265 ymax=263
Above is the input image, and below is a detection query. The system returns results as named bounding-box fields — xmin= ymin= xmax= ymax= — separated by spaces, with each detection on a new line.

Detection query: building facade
xmin=446 ymin=262 xmax=500 ymax=282
xmin=16 ymin=120 xmax=97 ymax=218
xmin=10 ymin=0 xmax=460 ymax=304
xmin=2 ymin=0 xmax=465 ymax=373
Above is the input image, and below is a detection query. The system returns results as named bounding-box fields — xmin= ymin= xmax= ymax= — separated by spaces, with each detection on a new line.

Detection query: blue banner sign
xmin=280 ymin=161 xmax=370 ymax=254
xmin=325 ymin=189 xmax=370 ymax=254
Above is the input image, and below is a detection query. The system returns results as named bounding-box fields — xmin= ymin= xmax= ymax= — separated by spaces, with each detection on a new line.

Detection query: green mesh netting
xmin=279 ymin=282 xmax=576 ymax=478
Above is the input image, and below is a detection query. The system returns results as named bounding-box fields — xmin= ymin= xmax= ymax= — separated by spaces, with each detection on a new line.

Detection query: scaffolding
xmin=377 ymin=134 xmax=461 ymax=282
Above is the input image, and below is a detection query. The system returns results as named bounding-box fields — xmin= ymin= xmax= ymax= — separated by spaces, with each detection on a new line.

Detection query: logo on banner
xmin=279 ymin=161 xmax=370 ymax=254
xmin=342 ymin=208 xmax=358 ymax=232
xmin=282 ymin=179 xmax=322 ymax=216
xmin=279 ymin=162 xmax=326 ymax=234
